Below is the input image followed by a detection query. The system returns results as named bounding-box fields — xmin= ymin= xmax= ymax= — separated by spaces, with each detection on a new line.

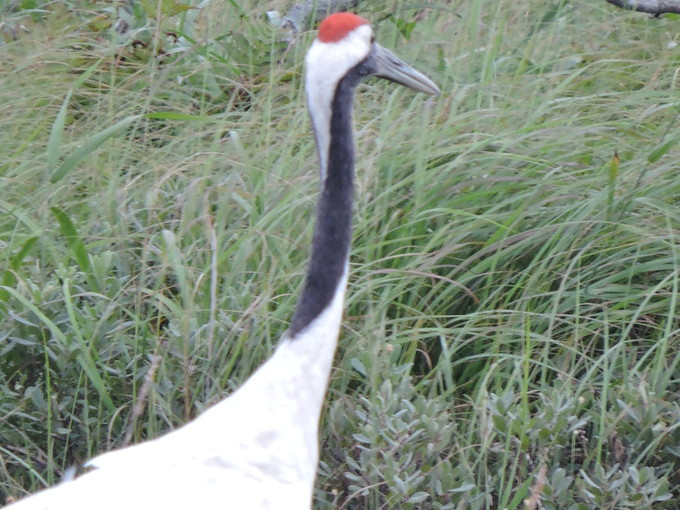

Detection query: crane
xmin=7 ymin=12 xmax=439 ymax=510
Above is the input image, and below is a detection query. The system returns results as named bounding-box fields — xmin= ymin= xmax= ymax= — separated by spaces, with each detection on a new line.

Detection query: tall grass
xmin=1 ymin=0 xmax=678 ymax=508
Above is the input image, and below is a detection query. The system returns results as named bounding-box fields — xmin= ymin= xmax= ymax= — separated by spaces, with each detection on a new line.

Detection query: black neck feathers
xmin=289 ymin=66 xmax=366 ymax=336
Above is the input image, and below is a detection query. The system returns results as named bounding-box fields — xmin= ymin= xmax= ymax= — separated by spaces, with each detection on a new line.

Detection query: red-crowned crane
xmin=7 ymin=12 xmax=439 ymax=510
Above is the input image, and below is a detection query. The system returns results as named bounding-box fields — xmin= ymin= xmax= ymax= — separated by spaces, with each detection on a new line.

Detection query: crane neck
xmin=289 ymin=71 xmax=360 ymax=337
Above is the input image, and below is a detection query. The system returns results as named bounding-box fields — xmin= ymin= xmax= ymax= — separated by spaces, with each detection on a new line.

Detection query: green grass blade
xmin=0 ymin=236 xmax=38 ymax=303
xmin=0 ymin=198 xmax=44 ymax=236
xmin=46 ymin=91 xmax=72 ymax=173
xmin=51 ymin=206 xmax=91 ymax=273
xmin=607 ymin=151 xmax=619 ymax=221
xmin=647 ymin=137 xmax=677 ymax=163
xmin=50 ymin=114 xmax=142 ymax=183
xmin=46 ymin=61 xmax=102 ymax=175
xmin=145 ymin=112 xmax=213 ymax=121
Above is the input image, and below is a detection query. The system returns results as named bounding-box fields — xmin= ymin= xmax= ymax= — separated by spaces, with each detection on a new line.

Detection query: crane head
xmin=305 ymin=12 xmax=439 ymax=180
xmin=306 ymin=13 xmax=440 ymax=96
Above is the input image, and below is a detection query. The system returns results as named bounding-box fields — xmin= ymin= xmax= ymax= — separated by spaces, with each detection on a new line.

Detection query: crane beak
xmin=372 ymin=43 xmax=440 ymax=96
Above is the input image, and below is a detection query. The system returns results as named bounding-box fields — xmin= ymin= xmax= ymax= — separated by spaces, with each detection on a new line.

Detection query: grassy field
xmin=1 ymin=0 xmax=679 ymax=508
